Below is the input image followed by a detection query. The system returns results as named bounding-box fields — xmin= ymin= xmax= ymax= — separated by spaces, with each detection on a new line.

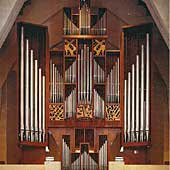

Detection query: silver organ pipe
xmin=117 ymin=58 xmax=120 ymax=102
xmin=99 ymin=139 xmax=107 ymax=170
xmin=94 ymin=59 xmax=104 ymax=84
xmin=25 ymin=39 xmax=29 ymax=140
xmin=78 ymin=44 xmax=92 ymax=104
xmin=127 ymin=72 xmax=131 ymax=142
xmin=30 ymin=50 xmax=34 ymax=141
xmin=52 ymin=64 xmax=55 ymax=102
xmin=146 ymin=33 xmax=150 ymax=141
xmin=81 ymin=49 xmax=83 ymax=102
xmin=65 ymin=88 xmax=76 ymax=118
xmin=42 ymin=76 xmax=46 ymax=142
xmin=89 ymin=155 xmax=97 ymax=170
xmin=94 ymin=89 xmax=104 ymax=118
xmin=136 ymin=55 xmax=139 ymax=141
xmin=38 ymin=68 xmax=42 ymax=142
xmin=19 ymin=27 xmax=46 ymax=143
xmin=124 ymin=80 xmax=127 ymax=142
xmin=50 ymin=60 xmax=52 ymax=102
xmin=20 ymin=26 xmax=24 ymax=141
xmin=84 ymin=44 xmax=87 ymax=103
xmin=140 ymin=45 xmax=144 ymax=141
xmin=115 ymin=62 xmax=117 ymax=102
xmin=35 ymin=60 xmax=38 ymax=141
xmin=90 ymin=52 xmax=92 ymax=102
xmin=62 ymin=138 xmax=70 ymax=169
xmin=49 ymin=61 xmax=63 ymax=103
xmin=87 ymin=46 xmax=90 ymax=103
xmin=65 ymin=59 xmax=76 ymax=83
xmin=131 ymin=64 xmax=135 ymax=141
xmin=78 ymin=54 xmax=81 ymax=103
xmin=106 ymin=57 xmax=120 ymax=103
xmin=54 ymin=67 xmax=57 ymax=103
xmin=124 ymin=34 xmax=150 ymax=143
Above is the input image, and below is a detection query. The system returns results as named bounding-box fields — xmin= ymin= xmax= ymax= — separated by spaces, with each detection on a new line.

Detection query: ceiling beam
xmin=0 ymin=0 xmax=25 ymax=48
xmin=142 ymin=0 xmax=169 ymax=48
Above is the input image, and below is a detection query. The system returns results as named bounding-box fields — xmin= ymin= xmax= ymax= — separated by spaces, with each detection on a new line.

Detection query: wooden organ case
xmin=120 ymin=24 xmax=152 ymax=147
xmin=17 ymin=22 xmax=49 ymax=146
xmin=49 ymin=0 xmax=121 ymax=169
xmin=17 ymin=0 xmax=153 ymax=167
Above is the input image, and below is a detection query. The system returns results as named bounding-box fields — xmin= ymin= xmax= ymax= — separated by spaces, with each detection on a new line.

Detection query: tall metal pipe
xmin=124 ymin=80 xmax=127 ymax=142
xmin=117 ymin=58 xmax=120 ymax=103
xmin=20 ymin=26 xmax=24 ymax=141
xmin=25 ymin=39 xmax=29 ymax=140
xmin=136 ymin=55 xmax=139 ymax=141
xmin=30 ymin=50 xmax=34 ymax=141
xmin=38 ymin=68 xmax=42 ymax=142
xmin=52 ymin=64 xmax=55 ymax=103
xmin=140 ymin=45 xmax=144 ymax=141
xmin=42 ymin=75 xmax=45 ymax=142
xmin=131 ymin=64 xmax=135 ymax=141
xmin=146 ymin=33 xmax=150 ymax=141
xmin=127 ymin=72 xmax=131 ymax=142
xmin=34 ymin=60 xmax=38 ymax=141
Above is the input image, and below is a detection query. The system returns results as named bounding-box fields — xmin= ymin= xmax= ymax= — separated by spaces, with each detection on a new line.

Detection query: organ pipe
xmin=117 ymin=58 xmax=120 ymax=102
xmin=78 ymin=44 xmax=92 ymax=104
xmin=99 ymin=138 xmax=107 ymax=170
xmin=106 ymin=57 xmax=120 ymax=103
xmin=136 ymin=55 xmax=139 ymax=141
xmin=146 ymin=33 xmax=150 ymax=141
xmin=131 ymin=64 xmax=135 ymax=141
xmin=19 ymin=27 xmax=46 ymax=143
xmin=30 ymin=50 xmax=34 ymax=141
xmin=35 ymin=60 xmax=38 ymax=140
xmin=25 ymin=39 xmax=29 ymax=140
xmin=20 ymin=26 xmax=24 ymax=141
xmin=127 ymin=72 xmax=131 ymax=142
xmin=140 ymin=45 xmax=144 ymax=141
xmin=123 ymin=34 xmax=150 ymax=143
xmin=124 ymin=80 xmax=127 ymax=142
xmin=42 ymin=76 xmax=46 ymax=142
xmin=39 ymin=68 xmax=42 ymax=142
xmin=52 ymin=64 xmax=55 ymax=102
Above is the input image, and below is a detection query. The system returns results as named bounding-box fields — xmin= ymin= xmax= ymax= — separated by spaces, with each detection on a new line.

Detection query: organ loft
xmin=0 ymin=0 xmax=169 ymax=170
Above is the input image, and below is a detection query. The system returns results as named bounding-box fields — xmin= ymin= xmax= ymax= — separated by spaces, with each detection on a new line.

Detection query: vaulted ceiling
xmin=0 ymin=0 xmax=169 ymax=48
xmin=0 ymin=0 xmax=169 ymax=89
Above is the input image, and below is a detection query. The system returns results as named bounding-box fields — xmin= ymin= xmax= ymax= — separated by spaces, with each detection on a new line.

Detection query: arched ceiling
xmin=0 ymin=0 xmax=169 ymax=88
xmin=15 ymin=0 xmax=153 ymax=50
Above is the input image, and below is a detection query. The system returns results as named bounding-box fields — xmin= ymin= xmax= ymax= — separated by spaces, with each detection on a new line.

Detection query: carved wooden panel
xmin=65 ymin=39 xmax=77 ymax=56
xmin=49 ymin=104 xmax=64 ymax=120
xmin=93 ymin=39 xmax=105 ymax=56
xmin=76 ymin=104 xmax=93 ymax=119
xmin=106 ymin=104 xmax=120 ymax=121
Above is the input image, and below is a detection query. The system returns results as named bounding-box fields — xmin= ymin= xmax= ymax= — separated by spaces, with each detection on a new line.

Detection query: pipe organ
xmin=121 ymin=24 xmax=152 ymax=146
xmin=50 ymin=60 xmax=64 ymax=103
xmin=62 ymin=136 xmax=70 ymax=170
xmin=16 ymin=0 xmax=153 ymax=167
xmin=18 ymin=23 xmax=48 ymax=145
xmin=78 ymin=43 xmax=93 ymax=104
xmin=99 ymin=136 xmax=107 ymax=170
